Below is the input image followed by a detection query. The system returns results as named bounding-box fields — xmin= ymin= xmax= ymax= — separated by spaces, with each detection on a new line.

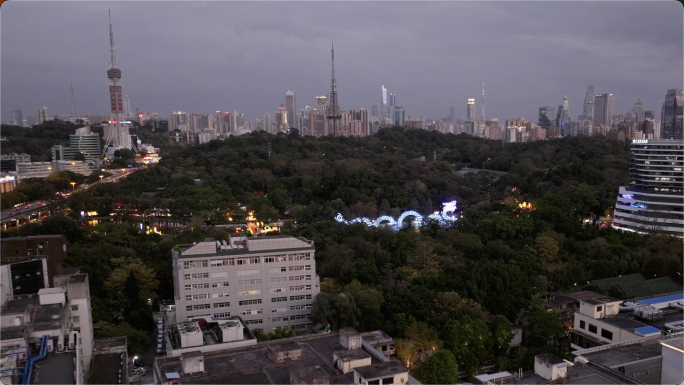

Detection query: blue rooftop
xmin=638 ymin=293 xmax=684 ymax=306
xmin=634 ymin=326 xmax=661 ymax=336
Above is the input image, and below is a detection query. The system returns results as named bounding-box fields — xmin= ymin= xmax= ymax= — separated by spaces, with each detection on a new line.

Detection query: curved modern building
xmin=613 ymin=139 xmax=684 ymax=237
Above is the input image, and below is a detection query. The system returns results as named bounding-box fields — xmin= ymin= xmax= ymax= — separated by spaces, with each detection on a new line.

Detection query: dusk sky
xmin=2 ymin=1 xmax=682 ymax=123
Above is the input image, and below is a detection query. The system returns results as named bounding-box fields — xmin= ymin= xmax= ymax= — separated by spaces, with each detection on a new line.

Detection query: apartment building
xmin=172 ymin=235 xmax=320 ymax=333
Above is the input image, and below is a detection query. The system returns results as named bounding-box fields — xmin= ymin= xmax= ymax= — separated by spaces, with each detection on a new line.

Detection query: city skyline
xmin=2 ymin=2 xmax=682 ymax=122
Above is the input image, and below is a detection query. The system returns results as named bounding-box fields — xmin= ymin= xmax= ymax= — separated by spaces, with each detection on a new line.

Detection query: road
xmin=1 ymin=168 xmax=138 ymax=229
xmin=134 ymin=312 xmax=167 ymax=384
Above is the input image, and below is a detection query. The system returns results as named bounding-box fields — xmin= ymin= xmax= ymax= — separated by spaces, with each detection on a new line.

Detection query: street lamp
xmin=121 ymin=168 xmax=125 ymax=173
xmin=99 ymin=175 xmax=104 ymax=181
xmin=70 ymin=182 xmax=76 ymax=191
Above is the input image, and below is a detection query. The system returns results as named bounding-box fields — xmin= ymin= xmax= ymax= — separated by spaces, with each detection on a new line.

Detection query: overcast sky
xmin=2 ymin=1 xmax=682 ymax=123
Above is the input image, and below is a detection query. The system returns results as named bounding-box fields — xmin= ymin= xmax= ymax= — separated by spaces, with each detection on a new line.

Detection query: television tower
xmin=327 ymin=41 xmax=341 ymax=136
xmin=481 ymin=83 xmax=486 ymax=123
xmin=103 ymin=10 xmax=131 ymax=156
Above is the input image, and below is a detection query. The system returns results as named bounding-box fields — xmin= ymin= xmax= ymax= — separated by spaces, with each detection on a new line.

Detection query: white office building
xmin=172 ymin=235 xmax=319 ymax=333
xmin=613 ymin=139 xmax=683 ymax=237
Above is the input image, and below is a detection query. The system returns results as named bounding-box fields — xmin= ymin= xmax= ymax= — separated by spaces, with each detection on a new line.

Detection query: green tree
xmin=94 ymin=321 xmax=149 ymax=355
xmin=442 ymin=315 xmax=491 ymax=377
xmin=413 ymin=350 xmax=459 ymax=384
xmin=104 ymin=257 xmax=159 ymax=310
xmin=433 ymin=292 xmax=489 ymax=325
xmin=310 ymin=292 xmax=361 ymax=330
xmin=491 ymin=315 xmax=514 ymax=357
xmin=523 ymin=295 xmax=564 ymax=348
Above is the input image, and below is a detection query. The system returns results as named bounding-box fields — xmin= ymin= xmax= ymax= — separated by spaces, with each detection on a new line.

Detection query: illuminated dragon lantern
xmin=335 ymin=200 xmax=458 ymax=231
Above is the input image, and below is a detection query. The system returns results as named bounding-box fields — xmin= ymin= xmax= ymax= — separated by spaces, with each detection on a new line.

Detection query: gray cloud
xmin=2 ymin=1 xmax=682 ymax=123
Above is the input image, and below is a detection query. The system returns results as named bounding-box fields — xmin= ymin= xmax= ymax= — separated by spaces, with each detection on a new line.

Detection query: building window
xmin=601 ymin=329 xmax=613 ymax=340
xmin=588 ymin=324 xmax=597 ymax=334
xmin=271 ymin=288 xmax=284 ymax=293
xmin=270 ymin=267 xmax=287 ymax=273
xmin=239 ymin=299 xmax=262 ymax=306
xmin=271 ymin=297 xmax=288 ymax=303
xmin=271 ymin=277 xmax=287 ymax=283
xmin=213 ymin=312 xmax=231 ymax=319
xmin=596 ymin=306 xmax=603 ymax=312
xmin=238 ymin=279 xmax=262 ymax=285
xmin=241 ymin=290 xmax=261 ymax=296
xmin=244 ymin=319 xmax=263 ymax=325
xmin=272 ymin=307 xmax=287 ymax=313
xmin=239 ymin=309 xmax=262 ymax=315
xmin=71 ymin=305 xmax=79 ymax=311
xmin=236 ymin=257 xmax=260 ymax=265
xmin=580 ymin=320 xmax=585 ymax=329
xmin=72 ymin=316 xmax=80 ymax=322
xmin=213 ymin=302 xmax=231 ymax=308
xmin=237 ymin=270 xmax=260 ymax=276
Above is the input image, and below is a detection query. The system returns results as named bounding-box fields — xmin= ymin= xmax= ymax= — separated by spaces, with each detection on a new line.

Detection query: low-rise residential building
xmin=172 ymin=235 xmax=320 ymax=333
xmin=152 ymin=327 xmax=410 ymax=385
xmin=0 ymin=272 xmax=96 ymax=383
xmin=570 ymin=293 xmax=684 ymax=350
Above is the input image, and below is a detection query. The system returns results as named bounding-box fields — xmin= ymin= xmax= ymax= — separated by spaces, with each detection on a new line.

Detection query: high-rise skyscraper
xmin=538 ymin=106 xmax=553 ymax=128
xmin=466 ymin=99 xmax=476 ymax=121
xmin=389 ymin=93 xmax=396 ymax=126
xmin=449 ymin=107 xmax=456 ymax=124
xmin=371 ymin=105 xmax=378 ymax=118
xmin=170 ymin=111 xmax=190 ymax=132
xmin=661 ymin=88 xmax=683 ymax=140
xmin=613 ymin=139 xmax=683 ymax=237
xmin=10 ymin=110 xmax=23 ymax=126
xmin=481 ymin=83 xmax=486 ymax=122
xmin=556 ymin=96 xmax=572 ymax=136
xmin=263 ymin=112 xmax=272 ymax=134
xmin=583 ymin=85 xmax=594 ymax=120
xmin=394 ymin=107 xmax=405 ymax=127
xmin=38 ymin=107 xmax=50 ymax=124
xmin=381 ymin=86 xmax=388 ymax=120
xmin=359 ymin=108 xmax=370 ymax=136
xmin=285 ymin=90 xmax=297 ymax=130
xmin=316 ymin=96 xmax=328 ymax=115
xmin=594 ymin=94 xmax=614 ymax=128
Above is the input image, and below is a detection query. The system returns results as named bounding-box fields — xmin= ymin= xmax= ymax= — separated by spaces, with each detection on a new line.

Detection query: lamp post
xmin=70 ymin=182 xmax=76 ymax=191
xmin=99 ymin=175 xmax=104 ymax=181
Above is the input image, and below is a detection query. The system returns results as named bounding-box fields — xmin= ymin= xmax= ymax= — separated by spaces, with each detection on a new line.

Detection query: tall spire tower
xmin=481 ymin=83 xmax=486 ymax=122
xmin=103 ymin=10 xmax=131 ymax=155
xmin=327 ymin=41 xmax=342 ymax=136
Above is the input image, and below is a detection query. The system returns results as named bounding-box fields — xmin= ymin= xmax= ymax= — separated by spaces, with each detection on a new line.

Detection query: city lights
xmin=335 ymin=200 xmax=458 ymax=231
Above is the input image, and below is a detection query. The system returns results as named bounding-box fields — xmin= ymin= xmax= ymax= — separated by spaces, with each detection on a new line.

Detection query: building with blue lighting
xmin=613 ymin=139 xmax=683 ymax=237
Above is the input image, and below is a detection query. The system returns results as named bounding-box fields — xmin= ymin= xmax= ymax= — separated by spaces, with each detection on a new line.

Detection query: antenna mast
xmin=327 ymin=41 xmax=342 ymax=136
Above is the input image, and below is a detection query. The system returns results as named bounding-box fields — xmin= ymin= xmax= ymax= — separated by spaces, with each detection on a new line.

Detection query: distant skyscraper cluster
xmin=5 ymin=19 xmax=680 ymax=147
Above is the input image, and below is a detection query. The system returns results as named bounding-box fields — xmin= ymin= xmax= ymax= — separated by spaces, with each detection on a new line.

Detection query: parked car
xmin=133 ymin=360 xmax=145 ymax=368
xmin=129 ymin=368 xmax=146 ymax=376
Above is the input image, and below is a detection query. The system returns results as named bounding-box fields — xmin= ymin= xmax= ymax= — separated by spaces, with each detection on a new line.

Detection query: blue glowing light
xmin=621 ymin=194 xmax=635 ymax=199
xmin=630 ymin=202 xmax=647 ymax=209
xmin=335 ymin=201 xmax=459 ymax=231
